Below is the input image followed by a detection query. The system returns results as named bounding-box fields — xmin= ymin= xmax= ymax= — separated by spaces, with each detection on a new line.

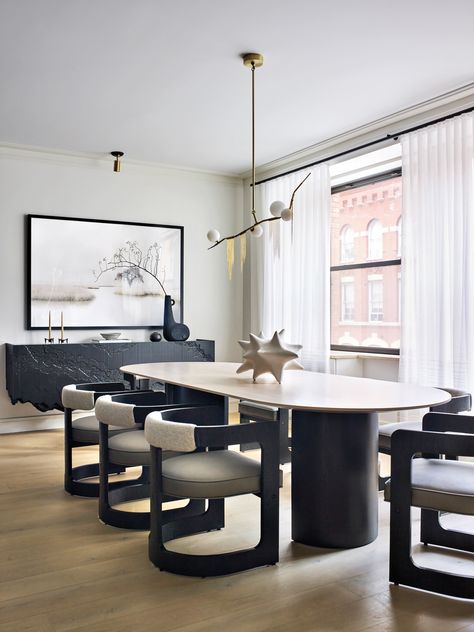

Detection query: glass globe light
xmin=207 ymin=228 xmax=220 ymax=243
xmin=281 ymin=208 xmax=293 ymax=221
xmin=251 ymin=224 xmax=263 ymax=238
xmin=269 ymin=200 xmax=285 ymax=218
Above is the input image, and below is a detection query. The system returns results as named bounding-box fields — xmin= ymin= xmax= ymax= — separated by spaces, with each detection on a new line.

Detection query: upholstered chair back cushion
xmin=62 ymin=385 xmax=96 ymax=411
xmin=145 ymin=411 xmax=197 ymax=452
xmin=95 ymin=394 xmax=137 ymax=428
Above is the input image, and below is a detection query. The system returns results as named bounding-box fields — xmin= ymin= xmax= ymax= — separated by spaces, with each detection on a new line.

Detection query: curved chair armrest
xmin=96 ymin=398 xmax=195 ymax=428
xmin=62 ymin=382 xmax=139 ymax=411
xmin=157 ymin=405 xmax=228 ymax=428
xmin=423 ymin=412 xmax=474 ymax=434
xmin=106 ymin=391 xmax=172 ymax=423
xmin=391 ymin=428 xmax=474 ymax=465
xmin=155 ymin=406 xmax=279 ymax=450
xmin=430 ymin=390 xmax=472 ymax=413
xmin=133 ymin=403 xmax=202 ymax=424
xmin=137 ymin=403 xmax=223 ymax=425
xmin=195 ymin=420 xmax=279 ymax=451
xmin=92 ymin=389 xmax=151 ymax=404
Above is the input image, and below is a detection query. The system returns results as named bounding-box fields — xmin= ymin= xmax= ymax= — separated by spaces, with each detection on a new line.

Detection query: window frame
xmin=330 ymin=168 xmax=402 ymax=356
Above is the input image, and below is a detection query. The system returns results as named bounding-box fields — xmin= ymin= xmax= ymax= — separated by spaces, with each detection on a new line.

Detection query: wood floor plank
xmin=1 ymin=424 xmax=473 ymax=632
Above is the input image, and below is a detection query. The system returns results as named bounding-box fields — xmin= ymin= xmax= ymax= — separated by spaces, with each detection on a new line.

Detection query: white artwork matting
xmin=28 ymin=215 xmax=183 ymax=329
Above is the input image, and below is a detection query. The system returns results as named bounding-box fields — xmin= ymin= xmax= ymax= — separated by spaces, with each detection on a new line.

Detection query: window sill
xmin=330 ymin=350 xmax=399 ymax=360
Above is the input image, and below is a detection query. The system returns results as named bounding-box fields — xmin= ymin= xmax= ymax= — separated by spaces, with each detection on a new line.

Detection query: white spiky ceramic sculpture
xmin=237 ymin=330 xmax=303 ymax=383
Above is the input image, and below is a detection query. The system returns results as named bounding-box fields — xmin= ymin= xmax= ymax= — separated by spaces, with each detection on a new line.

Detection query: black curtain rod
xmin=254 ymin=104 xmax=474 ymax=187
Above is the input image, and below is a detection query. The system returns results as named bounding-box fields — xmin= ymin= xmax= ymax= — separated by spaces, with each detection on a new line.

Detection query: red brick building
xmin=330 ymin=175 xmax=401 ymax=349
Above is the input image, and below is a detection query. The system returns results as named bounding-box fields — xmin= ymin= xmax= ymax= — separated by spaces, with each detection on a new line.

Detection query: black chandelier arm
xmin=207 ymin=216 xmax=280 ymax=250
xmin=288 ymin=173 xmax=311 ymax=207
xmin=207 ymin=173 xmax=312 ymax=250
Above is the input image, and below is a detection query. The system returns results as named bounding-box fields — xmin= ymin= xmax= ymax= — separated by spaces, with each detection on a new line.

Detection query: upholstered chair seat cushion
xmin=108 ymin=430 xmax=178 ymax=467
xmin=71 ymin=415 xmax=129 ymax=443
xmin=379 ymin=420 xmax=422 ymax=451
xmin=384 ymin=458 xmax=474 ymax=514
xmin=239 ymin=400 xmax=279 ymax=421
xmin=162 ymin=450 xmax=281 ymax=499
xmin=108 ymin=430 xmax=152 ymax=466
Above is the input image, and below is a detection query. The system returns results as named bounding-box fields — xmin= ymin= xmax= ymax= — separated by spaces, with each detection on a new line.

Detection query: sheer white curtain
xmin=400 ymin=112 xmax=474 ymax=395
xmin=249 ymin=165 xmax=331 ymax=372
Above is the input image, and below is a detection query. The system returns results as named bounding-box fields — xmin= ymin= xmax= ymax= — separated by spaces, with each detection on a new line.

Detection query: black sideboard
xmin=5 ymin=340 xmax=214 ymax=412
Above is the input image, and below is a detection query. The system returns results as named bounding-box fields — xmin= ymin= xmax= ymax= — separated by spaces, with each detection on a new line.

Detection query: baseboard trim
xmin=0 ymin=414 xmax=63 ymax=434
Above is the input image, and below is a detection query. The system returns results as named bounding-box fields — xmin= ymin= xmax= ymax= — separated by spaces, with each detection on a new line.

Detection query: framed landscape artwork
xmin=27 ymin=215 xmax=184 ymax=330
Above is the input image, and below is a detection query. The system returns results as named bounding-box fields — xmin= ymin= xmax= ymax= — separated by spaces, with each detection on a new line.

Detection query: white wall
xmin=0 ymin=147 xmax=244 ymax=428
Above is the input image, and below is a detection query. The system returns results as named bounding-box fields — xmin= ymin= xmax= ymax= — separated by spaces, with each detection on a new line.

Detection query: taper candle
xmin=48 ymin=310 xmax=52 ymax=339
xmin=61 ymin=311 xmax=64 ymax=338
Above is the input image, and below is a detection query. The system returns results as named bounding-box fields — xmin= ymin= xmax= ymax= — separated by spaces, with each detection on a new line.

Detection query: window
xmin=367 ymin=219 xmax=383 ymax=259
xmin=340 ymin=225 xmax=354 ymax=262
xmin=368 ymin=278 xmax=383 ymax=321
xmin=341 ymin=279 xmax=355 ymax=321
xmin=330 ymin=163 xmax=402 ymax=354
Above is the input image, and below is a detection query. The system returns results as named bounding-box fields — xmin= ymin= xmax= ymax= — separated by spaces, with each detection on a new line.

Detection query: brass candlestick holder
xmin=45 ymin=310 xmax=54 ymax=343
xmin=59 ymin=311 xmax=68 ymax=343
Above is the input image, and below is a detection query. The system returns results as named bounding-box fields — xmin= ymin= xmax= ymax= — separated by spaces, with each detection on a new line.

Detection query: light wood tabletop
xmin=121 ymin=361 xmax=450 ymax=413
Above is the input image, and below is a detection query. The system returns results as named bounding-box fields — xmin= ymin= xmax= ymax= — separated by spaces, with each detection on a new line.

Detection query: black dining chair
xmin=384 ymin=411 xmax=474 ymax=599
xmin=377 ymin=387 xmax=471 ymax=489
xmin=145 ymin=406 xmax=281 ymax=576
xmin=95 ymin=392 xmax=226 ymax=530
xmin=62 ymin=381 xmax=141 ymax=497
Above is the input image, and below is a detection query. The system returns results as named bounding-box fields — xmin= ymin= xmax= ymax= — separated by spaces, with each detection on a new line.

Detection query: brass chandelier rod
xmin=251 ymin=59 xmax=257 ymax=223
xmin=206 ymin=52 xmax=310 ymax=261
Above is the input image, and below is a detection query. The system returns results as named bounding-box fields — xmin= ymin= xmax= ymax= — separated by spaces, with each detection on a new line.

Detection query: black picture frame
xmin=26 ymin=214 xmax=184 ymax=330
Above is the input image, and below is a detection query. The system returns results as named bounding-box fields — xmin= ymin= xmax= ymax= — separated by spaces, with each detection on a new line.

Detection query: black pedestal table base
xmin=291 ymin=410 xmax=379 ymax=548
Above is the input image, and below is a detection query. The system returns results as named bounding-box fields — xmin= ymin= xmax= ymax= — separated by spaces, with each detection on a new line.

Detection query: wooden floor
xmin=1 ymin=426 xmax=474 ymax=632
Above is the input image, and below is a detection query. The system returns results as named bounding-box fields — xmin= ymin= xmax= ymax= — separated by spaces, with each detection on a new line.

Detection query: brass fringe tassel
xmin=227 ymin=238 xmax=234 ymax=280
xmin=240 ymin=234 xmax=247 ymax=271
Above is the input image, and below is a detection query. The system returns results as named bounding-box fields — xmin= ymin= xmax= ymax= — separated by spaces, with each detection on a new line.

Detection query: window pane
xmin=367 ymin=219 xmax=383 ymax=260
xmin=330 ymin=265 xmax=401 ymax=350
xmin=331 ymin=175 xmax=402 ymax=266
xmin=340 ymin=225 xmax=354 ymax=262
xmin=368 ymin=279 xmax=383 ymax=321
xmin=341 ymin=280 xmax=354 ymax=321
xmin=330 ymin=173 xmax=402 ymax=352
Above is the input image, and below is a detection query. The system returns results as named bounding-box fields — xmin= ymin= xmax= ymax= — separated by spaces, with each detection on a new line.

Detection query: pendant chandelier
xmin=206 ymin=53 xmax=310 ymax=279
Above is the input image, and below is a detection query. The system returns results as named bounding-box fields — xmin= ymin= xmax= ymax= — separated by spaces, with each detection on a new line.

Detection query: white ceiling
xmin=0 ymin=0 xmax=473 ymax=175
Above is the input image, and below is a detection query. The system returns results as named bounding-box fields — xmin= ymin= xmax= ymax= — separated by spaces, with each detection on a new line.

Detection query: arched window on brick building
xmin=340 ymin=225 xmax=354 ymax=262
xmin=367 ymin=218 xmax=383 ymax=260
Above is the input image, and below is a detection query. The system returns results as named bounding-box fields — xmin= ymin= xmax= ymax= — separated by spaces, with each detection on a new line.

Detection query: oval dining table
xmin=120 ymin=361 xmax=449 ymax=549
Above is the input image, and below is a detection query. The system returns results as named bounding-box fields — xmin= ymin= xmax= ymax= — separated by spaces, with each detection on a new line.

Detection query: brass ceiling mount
xmin=241 ymin=52 xmax=264 ymax=68
xmin=110 ymin=151 xmax=124 ymax=172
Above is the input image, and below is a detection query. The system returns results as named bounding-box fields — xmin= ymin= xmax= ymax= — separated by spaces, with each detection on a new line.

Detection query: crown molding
xmin=243 ymin=82 xmax=474 ymax=182
xmin=0 ymin=143 xmax=242 ymax=184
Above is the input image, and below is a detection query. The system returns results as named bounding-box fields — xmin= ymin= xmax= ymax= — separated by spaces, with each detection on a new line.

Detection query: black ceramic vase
xmin=163 ymin=295 xmax=190 ymax=342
